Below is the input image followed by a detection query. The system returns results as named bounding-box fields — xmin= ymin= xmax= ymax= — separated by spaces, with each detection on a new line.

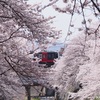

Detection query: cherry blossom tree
xmin=36 ymin=0 xmax=100 ymax=100
xmin=0 ymin=0 xmax=60 ymax=99
xmin=38 ymin=0 xmax=100 ymax=40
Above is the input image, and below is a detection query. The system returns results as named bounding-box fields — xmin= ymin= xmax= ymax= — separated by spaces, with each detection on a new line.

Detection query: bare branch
xmin=4 ymin=56 xmax=24 ymax=85
xmin=0 ymin=68 xmax=11 ymax=76
xmin=0 ymin=26 xmax=22 ymax=43
xmin=64 ymin=0 xmax=76 ymax=42
xmin=0 ymin=15 xmax=13 ymax=19
xmin=91 ymin=0 xmax=100 ymax=13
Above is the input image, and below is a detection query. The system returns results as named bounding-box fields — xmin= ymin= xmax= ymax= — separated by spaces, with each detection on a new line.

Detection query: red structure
xmin=34 ymin=52 xmax=58 ymax=67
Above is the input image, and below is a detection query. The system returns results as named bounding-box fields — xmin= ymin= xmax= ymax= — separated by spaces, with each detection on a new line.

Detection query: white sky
xmin=27 ymin=0 xmax=71 ymax=42
xmin=27 ymin=0 xmax=98 ymax=43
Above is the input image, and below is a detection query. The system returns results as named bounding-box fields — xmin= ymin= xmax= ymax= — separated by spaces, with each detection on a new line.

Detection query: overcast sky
xmin=27 ymin=0 xmax=72 ymax=42
xmin=27 ymin=0 xmax=98 ymax=43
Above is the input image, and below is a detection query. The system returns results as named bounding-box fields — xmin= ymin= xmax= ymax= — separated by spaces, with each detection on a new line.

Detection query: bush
xmin=94 ymin=97 xmax=100 ymax=100
xmin=31 ymin=98 xmax=40 ymax=100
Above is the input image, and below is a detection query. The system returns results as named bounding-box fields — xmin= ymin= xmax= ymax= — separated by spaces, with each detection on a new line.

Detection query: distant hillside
xmin=47 ymin=42 xmax=64 ymax=52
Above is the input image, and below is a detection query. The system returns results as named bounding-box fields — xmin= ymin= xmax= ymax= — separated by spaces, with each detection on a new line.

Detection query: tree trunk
xmin=25 ymin=85 xmax=31 ymax=100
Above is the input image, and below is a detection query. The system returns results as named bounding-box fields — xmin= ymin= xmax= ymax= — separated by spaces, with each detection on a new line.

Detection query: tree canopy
xmin=0 ymin=0 xmax=60 ymax=99
xmin=0 ymin=0 xmax=100 ymax=99
xmin=38 ymin=0 xmax=100 ymax=39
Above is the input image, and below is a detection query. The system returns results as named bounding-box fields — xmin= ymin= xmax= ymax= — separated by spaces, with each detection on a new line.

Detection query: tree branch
xmin=0 ymin=15 xmax=13 ymax=19
xmin=0 ymin=68 xmax=11 ymax=76
xmin=64 ymin=0 xmax=76 ymax=43
xmin=0 ymin=26 xmax=22 ymax=43
xmin=91 ymin=0 xmax=100 ymax=13
xmin=4 ymin=56 xmax=24 ymax=85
